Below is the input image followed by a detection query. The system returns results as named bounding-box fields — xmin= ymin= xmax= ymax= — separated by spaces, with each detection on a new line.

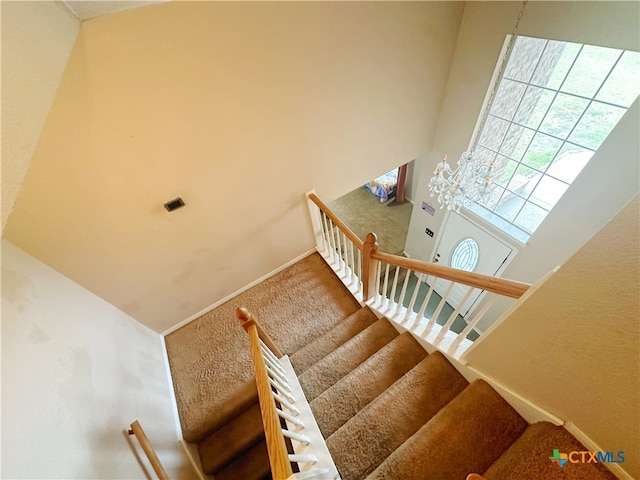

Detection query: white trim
xmin=160 ymin=335 xmax=184 ymax=438
xmin=464 ymin=365 xmax=564 ymax=426
xmin=162 ymin=249 xmax=316 ymax=336
xmin=180 ymin=440 xmax=208 ymax=480
xmin=562 ymin=422 xmax=635 ymax=480
xmin=160 ymin=335 xmax=208 ymax=479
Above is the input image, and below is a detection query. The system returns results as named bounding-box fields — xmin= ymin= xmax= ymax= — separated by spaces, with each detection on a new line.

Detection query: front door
xmin=428 ymin=211 xmax=515 ymax=317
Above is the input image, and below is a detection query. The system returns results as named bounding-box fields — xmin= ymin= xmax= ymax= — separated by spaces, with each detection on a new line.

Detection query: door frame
xmin=428 ymin=209 xmax=520 ymax=317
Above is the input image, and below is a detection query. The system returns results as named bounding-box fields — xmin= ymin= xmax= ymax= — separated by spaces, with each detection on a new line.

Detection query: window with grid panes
xmin=469 ymin=36 xmax=640 ymax=241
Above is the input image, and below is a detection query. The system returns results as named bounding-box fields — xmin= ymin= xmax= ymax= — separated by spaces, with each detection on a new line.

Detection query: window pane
xmin=482 ymin=186 xmax=505 ymax=210
xmin=491 ymin=79 xmax=527 ymax=120
xmin=495 ymin=192 xmax=526 ymax=222
xmin=495 ymin=158 xmax=519 ymax=187
xmin=538 ymin=93 xmax=589 ymax=139
xmin=561 ymin=45 xmax=621 ymax=98
xmin=521 ymin=132 xmax=563 ymax=171
xmin=506 ymin=164 xmax=539 ymax=195
xmin=499 ymin=124 xmax=535 ymax=160
xmin=547 ymin=144 xmax=593 ymax=183
xmin=529 ymin=175 xmax=569 ymax=210
xmin=513 ymin=86 xmax=555 ymax=129
xmin=531 ymin=41 xmax=581 ymax=90
xmin=504 ymin=37 xmax=546 ymax=83
xmin=475 ymin=145 xmax=498 ymax=165
xmin=596 ymin=50 xmax=640 ymax=107
xmin=478 ymin=115 xmax=510 ymax=151
xmin=514 ymin=202 xmax=549 ymax=234
xmin=569 ymin=102 xmax=627 ymax=150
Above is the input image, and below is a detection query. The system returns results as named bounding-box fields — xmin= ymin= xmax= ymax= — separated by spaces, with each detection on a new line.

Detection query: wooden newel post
xmin=236 ymin=307 xmax=284 ymax=358
xmin=362 ymin=232 xmax=379 ymax=302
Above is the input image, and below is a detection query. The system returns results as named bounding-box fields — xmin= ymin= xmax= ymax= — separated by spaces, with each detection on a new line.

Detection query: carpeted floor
xmin=328 ymin=186 xmax=413 ymax=256
xmin=164 ymin=252 xmax=361 ymax=442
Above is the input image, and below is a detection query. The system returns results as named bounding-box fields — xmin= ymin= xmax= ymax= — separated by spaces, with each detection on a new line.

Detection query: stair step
xmin=198 ymin=401 xmax=264 ymax=474
xmin=311 ymin=332 xmax=429 ymax=438
xmin=290 ymin=306 xmax=379 ymax=374
xmin=483 ymin=422 xmax=617 ymax=480
xmin=188 ymin=378 xmax=258 ymax=443
xmin=297 ymin=318 xmax=400 ymax=401
xmin=213 ymin=438 xmax=272 ymax=480
xmin=327 ymin=351 xmax=469 ymax=480
xmin=367 ymin=379 xmax=528 ymax=480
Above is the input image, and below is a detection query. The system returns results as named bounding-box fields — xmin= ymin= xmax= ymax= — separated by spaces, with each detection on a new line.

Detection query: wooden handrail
xmin=307 ymin=192 xmax=364 ymax=250
xmin=308 ymin=192 xmax=531 ymax=300
xmin=237 ymin=307 xmax=284 ymax=358
xmin=371 ymin=250 xmax=530 ymax=299
xmin=237 ymin=307 xmax=294 ymax=479
xmin=128 ymin=420 xmax=169 ymax=480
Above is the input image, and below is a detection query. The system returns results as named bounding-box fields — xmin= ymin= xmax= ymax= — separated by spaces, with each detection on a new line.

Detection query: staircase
xmin=193 ymin=304 xmax=617 ymax=480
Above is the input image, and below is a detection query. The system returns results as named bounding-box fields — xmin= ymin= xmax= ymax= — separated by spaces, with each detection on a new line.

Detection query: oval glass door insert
xmin=450 ymin=238 xmax=479 ymax=272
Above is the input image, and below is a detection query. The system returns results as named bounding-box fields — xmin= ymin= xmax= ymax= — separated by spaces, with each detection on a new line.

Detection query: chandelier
xmin=428 ymin=1 xmax=527 ymax=213
xmin=428 ymin=152 xmax=499 ymax=212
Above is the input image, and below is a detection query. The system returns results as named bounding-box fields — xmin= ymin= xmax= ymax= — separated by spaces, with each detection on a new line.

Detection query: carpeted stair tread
xmin=327 ymin=351 xmax=469 ymax=480
xmin=213 ymin=438 xmax=272 ymax=480
xmin=191 ymin=378 xmax=258 ymax=443
xmin=367 ymin=379 xmax=528 ymax=480
xmin=165 ymin=252 xmax=361 ymax=442
xmin=290 ymin=306 xmax=379 ymax=374
xmin=310 ymin=332 xmax=429 ymax=438
xmin=297 ymin=318 xmax=400 ymax=401
xmin=198 ymin=401 xmax=264 ymax=474
xmin=483 ymin=421 xmax=617 ymax=480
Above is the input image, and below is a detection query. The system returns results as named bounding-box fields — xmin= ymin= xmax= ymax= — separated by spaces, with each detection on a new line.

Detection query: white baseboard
xmin=160 ymin=334 xmax=183 ymax=439
xmin=463 ymin=365 xmax=564 ymax=426
xmin=162 ymin=249 xmax=316 ymax=336
xmin=563 ymin=422 xmax=635 ymax=480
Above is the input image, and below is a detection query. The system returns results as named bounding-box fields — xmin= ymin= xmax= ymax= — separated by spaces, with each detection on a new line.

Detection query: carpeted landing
xmin=165 ymin=253 xmax=618 ymax=480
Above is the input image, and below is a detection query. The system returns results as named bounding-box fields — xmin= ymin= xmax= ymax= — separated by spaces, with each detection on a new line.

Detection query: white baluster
xmin=394 ymin=268 xmax=412 ymax=317
xmin=278 ymin=408 xmax=305 ymax=428
xmin=421 ymin=281 xmax=454 ymax=335
xmin=320 ymin=213 xmax=331 ymax=257
xmin=289 ymin=454 xmax=318 ymax=464
xmin=387 ymin=266 xmax=401 ymax=313
xmin=414 ymin=277 xmax=437 ymax=330
xmin=269 ymin=377 xmax=296 ymax=402
xmin=381 ymin=263 xmax=390 ymax=307
xmin=451 ymin=296 xmax=497 ymax=350
xmin=266 ymin=363 xmax=291 ymax=391
xmin=282 ymin=429 xmax=311 ymax=445
xmin=349 ymin=238 xmax=357 ymax=285
xmin=435 ymin=285 xmax=474 ymax=342
xmin=404 ymin=272 xmax=423 ymax=324
xmin=273 ymin=391 xmax=301 ymax=416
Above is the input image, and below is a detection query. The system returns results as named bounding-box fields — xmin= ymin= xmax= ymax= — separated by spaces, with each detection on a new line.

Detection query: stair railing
xmin=306 ymin=191 xmax=532 ymax=358
xmin=237 ymin=307 xmax=338 ymax=480
xmin=128 ymin=420 xmax=169 ymax=480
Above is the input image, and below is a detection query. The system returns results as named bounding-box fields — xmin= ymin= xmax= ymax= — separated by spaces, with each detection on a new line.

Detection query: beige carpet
xmin=165 ymin=252 xmax=360 ymax=442
xmin=328 ymin=186 xmax=413 ymax=256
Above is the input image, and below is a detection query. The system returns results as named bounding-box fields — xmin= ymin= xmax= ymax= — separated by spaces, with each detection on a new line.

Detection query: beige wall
xmin=4 ymin=1 xmax=464 ymax=332
xmin=1 ymin=1 xmax=79 ymax=233
xmin=465 ymin=195 xmax=640 ymax=478
xmin=1 ymin=240 xmax=197 ymax=479
xmin=405 ymin=1 xmax=640 ymax=304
